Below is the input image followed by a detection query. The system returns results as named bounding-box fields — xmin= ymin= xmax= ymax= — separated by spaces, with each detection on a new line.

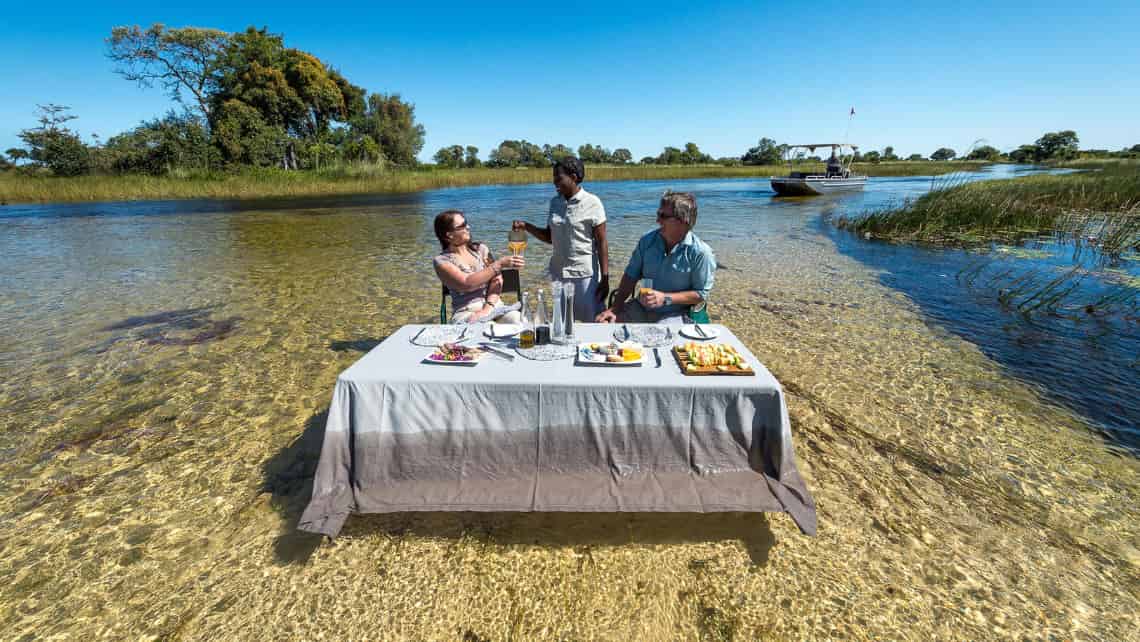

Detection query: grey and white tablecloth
xmin=299 ymin=324 xmax=816 ymax=537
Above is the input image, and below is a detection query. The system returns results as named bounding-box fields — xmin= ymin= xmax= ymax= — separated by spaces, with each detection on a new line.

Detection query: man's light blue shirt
xmin=622 ymin=229 xmax=716 ymax=316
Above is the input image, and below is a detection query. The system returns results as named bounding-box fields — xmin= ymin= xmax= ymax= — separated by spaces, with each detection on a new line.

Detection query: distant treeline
xmin=1 ymin=24 xmax=1137 ymax=178
xmin=1 ymin=24 xmax=424 ymax=177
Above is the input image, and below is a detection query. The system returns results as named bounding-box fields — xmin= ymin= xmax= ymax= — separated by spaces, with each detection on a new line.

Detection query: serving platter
xmin=672 ymin=342 xmax=754 ymax=376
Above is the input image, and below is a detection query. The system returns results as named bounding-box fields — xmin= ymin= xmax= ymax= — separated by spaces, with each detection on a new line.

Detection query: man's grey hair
xmin=660 ymin=191 xmax=698 ymax=227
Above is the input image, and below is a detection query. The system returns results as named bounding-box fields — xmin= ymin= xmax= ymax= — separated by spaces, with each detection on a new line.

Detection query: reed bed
xmin=840 ymin=163 xmax=1140 ymax=317
xmin=842 ymin=164 xmax=1140 ymax=247
xmin=0 ymin=161 xmax=985 ymax=204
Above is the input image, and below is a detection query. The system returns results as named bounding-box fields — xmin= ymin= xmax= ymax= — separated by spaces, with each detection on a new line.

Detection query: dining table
xmin=298 ymin=323 xmax=817 ymax=537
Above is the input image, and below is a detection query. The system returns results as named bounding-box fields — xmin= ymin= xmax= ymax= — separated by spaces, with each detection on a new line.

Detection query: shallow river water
xmin=1 ymin=168 xmax=1137 ymax=640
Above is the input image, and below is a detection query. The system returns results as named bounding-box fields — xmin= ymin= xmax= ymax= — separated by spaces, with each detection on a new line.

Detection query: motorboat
xmin=770 ymin=143 xmax=867 ymax=196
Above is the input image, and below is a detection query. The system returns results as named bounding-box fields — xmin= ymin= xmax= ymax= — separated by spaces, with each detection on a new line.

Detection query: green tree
xmin=5 ymin=148 xmax=29 ymax=164
xmin=578 ymin=143 xmax=613 ymax=164
xmin=1008 ymin=145 xmax=1039 ymax=163
xmin=1034 ymin=130 xmax=1079 ymax=160
xmin=107 ymin=24 xmax=230 ymax=118
xmin=352 ymin=93 xmax=424 ymax=167
xmin=342 ymin=133 xmax=381 ymax=163
xmin=681 ymin=142 xmax=711 ymax=164
xmin=488 ymin=140 xmax=544 ymax=167
xmin=464 ymin=145 xmax=480 ymax=167
xmin=17 ymin=104 xmax=92 ymax=176
xmin=906 ymin=153 xmax=925 ymax=161
xmin=101 ymin=111 xmax=216 ymax=174
xmin=881 ymin=146 xmax=898 ymax=161
xmin=1130 ymin=144 xmax=1140 ymax=154
xmin=433 ymin=145 xmax=465 ymax=168
xmin=931 ymin=147 xmax=956 ymax=161
xmin=211 ymin=99 xmax=288 ymax=166
xmin=965 ymin=145 xmax=1001 ymax=161
xmin=741 ymin=137 xmax=782 ymax=165
xmin=656 ymin=146 xmax=683 ymax=165
xmin=639 ymin=156 xmax=655 ymax=165
xmin=209 ymin=27 xmax=367 ymax=168
xmin=612 ymin=148 xmax=632 ymax=164
xmin=542 ymin=144 xmax=573 ymax=164
xmin=862 ymin=150 xmax=881 ymax=163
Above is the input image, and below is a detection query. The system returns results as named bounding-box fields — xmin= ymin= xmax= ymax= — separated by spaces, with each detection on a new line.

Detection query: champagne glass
xmin=508 ymin=229 xmax=527 ymax=256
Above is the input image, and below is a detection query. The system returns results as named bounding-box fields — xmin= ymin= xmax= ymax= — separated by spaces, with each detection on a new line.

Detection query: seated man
xmin=596 ymin=191 xmax=715 ymax=325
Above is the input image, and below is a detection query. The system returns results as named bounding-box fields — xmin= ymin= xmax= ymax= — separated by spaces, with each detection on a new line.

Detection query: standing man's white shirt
xmin=547 ymin=187 xmax=606 ymax=320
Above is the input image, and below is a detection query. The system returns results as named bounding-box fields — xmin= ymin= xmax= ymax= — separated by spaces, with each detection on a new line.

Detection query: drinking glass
xmin=639 ymin=278 xmax=654 ymax=299
xmin=508 ymin=229 xmax=528 ymax=256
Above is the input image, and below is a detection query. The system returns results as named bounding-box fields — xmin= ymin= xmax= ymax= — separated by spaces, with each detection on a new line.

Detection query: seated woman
xmin=433 ymin=209 xmax=525 ymax=324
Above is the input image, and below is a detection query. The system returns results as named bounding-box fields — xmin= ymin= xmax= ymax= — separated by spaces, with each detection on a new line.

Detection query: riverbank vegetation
xmin=0 ymin=161 xmax=986 ymax=204
xmin=839 ymin=158 xmax=1140 ymax=317
xmin=841 ymin=159 xmax=1140 ymax=248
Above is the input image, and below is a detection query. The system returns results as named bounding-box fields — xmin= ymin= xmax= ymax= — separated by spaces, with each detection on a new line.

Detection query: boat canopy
xmin=786 ymin=143 xmax=859 ymax=151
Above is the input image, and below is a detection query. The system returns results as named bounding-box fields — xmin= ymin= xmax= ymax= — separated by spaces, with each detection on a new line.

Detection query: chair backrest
xmin=608 ymin=288 xmax=710 ymax=323
xmin=439 ymin=270 xmax=523 ymax=324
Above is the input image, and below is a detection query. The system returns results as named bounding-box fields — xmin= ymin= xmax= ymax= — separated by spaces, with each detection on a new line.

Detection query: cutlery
xmin=623 ymin=324 xmax=631 ymax=340
xmin=410 ymin=327 xmax=426 ymax=344
xmin=458 ymin=326 xmax=467 ymax=341
xmin=695 ymin=324 xmax=708 ymax=338
xmin=654 ymin=347 xmax=662 ymax=368
xmin=479 ymin=342 xmax=515 ymax=361
xmin=488 ymin=324 xmax=496 ymax=338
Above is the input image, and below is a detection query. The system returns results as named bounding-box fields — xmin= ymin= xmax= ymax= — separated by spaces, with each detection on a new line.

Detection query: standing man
xmin=596 ymin=191 xmax=715 ymax=325
xmin=513 ymin=156 xmax=609 ymax=322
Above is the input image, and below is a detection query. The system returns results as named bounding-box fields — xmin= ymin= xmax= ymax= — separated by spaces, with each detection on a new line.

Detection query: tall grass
xmin=840 ymin=162 xmax=1140 ymax=317
xmin=0 ymin=160 xmax=987 ymax=204
xmin=842 ymin=163 xmax=1140 ymax=248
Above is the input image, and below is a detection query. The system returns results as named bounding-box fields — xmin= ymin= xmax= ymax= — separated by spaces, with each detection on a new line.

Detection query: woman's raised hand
xmin=496 ymin=255 xmax=525 ymax=270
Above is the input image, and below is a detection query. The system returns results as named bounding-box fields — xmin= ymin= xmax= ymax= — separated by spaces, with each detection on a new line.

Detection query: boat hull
xmin=770 ymin=176 xmax=867 ymax=196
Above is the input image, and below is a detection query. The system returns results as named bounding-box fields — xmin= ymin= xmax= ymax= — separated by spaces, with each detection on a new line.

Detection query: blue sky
xmin=2 ymin=1 xmax=1138 ymax=162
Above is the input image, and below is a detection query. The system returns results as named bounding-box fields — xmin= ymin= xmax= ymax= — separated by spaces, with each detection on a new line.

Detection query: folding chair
xmin=607 ymin=289 xmax=710 ymax=324
xmin=439 ymin=269 xmax=523 ymax=324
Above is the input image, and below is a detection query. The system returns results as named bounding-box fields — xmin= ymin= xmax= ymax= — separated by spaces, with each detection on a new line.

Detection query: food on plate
xmin=582 ymin=341 xmax=643 ymax=363
xmin=677 ymin=342 xmax=749 ymax=369
xmin=429 ymin=342 xmax=484 ymax=362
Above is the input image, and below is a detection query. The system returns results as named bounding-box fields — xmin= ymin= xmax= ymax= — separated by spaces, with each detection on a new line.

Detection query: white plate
xmin=576 ymin=343 xmax=644 ymax=367
xmin=485 ymin=323 xmax=522 ymax=338
xmin=421 ymin=349 xmax=486 ymax=366
xmin=678 ymin=325 xmax=721 ymax=340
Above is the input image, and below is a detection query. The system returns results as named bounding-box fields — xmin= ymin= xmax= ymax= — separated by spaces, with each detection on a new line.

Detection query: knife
xmin=623 ymin=324 xmax=631 ymax=340
xmin=479 ymin=342 xmax=516 ymax=361
xmin=654 ymin=347 xmax=662 ymax=368
xmin=410 ymin=327 xmax=426 ymax=344
xmin=458 ymin=326 xmax=467 ymax=341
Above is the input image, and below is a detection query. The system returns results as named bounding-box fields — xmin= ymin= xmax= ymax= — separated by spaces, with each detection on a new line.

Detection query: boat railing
xmin=773 ymin=173 xmax=868 ymax=181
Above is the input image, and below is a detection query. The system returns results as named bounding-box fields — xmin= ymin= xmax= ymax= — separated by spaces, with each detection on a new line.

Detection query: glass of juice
xmin=639 ymin=277 xmax=654 ymax=299
xmin=508 ymin=229 xmax=527 ymax=256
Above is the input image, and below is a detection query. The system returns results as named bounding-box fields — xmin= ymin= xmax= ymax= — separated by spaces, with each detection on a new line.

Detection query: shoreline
xmin=838 ymin=159 xmax=1139 ymax=247
xmin=0 ymin=161 xmax=987 ymax=205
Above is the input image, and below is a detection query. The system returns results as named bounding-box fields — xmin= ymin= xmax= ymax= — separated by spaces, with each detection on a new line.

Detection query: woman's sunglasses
xmin=450 ymin=220 xmax=469 ymax=232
